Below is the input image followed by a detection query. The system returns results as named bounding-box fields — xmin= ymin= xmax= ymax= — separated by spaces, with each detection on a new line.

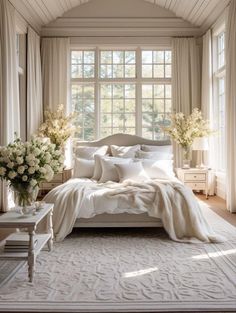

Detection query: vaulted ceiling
xmin=10 ymin=0 xmax=230 ymax=33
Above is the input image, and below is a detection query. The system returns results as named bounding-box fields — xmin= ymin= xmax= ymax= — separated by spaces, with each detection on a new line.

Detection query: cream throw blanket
xmin=44 ymin=179 xmax=225 ymax=243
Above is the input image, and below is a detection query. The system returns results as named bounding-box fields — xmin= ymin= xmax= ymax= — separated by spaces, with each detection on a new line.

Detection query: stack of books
xmin=4 ymin=233 xmax=38 ymax=253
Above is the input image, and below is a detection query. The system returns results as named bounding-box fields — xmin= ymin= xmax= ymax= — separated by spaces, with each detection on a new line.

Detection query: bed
xmin=44 ymin=133 xmax=223 ymax=243
xmin=73 ymin=133 xmax=171 ymax=228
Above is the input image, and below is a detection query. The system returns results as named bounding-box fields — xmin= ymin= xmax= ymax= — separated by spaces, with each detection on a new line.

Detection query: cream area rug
xmin=0 ymin=202 xmax=236 ymax=312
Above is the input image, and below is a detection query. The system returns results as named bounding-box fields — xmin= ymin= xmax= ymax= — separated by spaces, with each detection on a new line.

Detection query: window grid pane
xmin=100 ymin=50 xmax=136 ymax=78
xmin=218 ymin=77 xmax=226 ymax=170
xmin=141 ymin=50 xmax=172 ymax=78
xmin=217 ymin=32 xmax=225 ymax=69
xmin=100 ymin=84 xmax=136 ymax=135
xmin=142 ymin=84 xmax=171 ymax=140
xmin=71 ymin=83 xmax=95 ymax=140
xmin=71 ymin=50 xmax=95 ymax=78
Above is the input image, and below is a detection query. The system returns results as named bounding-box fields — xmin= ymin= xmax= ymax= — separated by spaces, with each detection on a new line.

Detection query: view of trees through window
xmin=71 ymin=48 xmax=172 ymax=140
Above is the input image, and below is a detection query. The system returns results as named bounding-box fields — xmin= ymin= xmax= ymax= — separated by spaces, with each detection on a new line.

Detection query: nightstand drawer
xmin=184 ymin=173 xmax=206 ymax=181
xmin=40 ymin=182 xmax=61 ymax=189
xmin=185 ymin=182 xmax=206 ymax=190
xmin=51 ymin=173 xmax=63 ymax=182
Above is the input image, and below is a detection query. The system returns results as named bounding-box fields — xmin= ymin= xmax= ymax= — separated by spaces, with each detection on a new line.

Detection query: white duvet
xmin=44 ymin=178 xmax=225 ymax=244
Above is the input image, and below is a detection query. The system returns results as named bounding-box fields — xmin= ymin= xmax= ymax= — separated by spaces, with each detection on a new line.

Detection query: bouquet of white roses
xmin=0 ymin=137 xmax=64 ymax=207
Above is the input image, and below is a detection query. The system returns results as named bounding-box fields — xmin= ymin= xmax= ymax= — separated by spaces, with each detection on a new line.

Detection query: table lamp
xmin=192 ymin=137 xmax=209 ymax=169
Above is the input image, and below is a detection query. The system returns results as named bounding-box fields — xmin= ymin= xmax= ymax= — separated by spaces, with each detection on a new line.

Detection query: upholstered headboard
xmin=74 ymin=133 xmax=171 ymax=149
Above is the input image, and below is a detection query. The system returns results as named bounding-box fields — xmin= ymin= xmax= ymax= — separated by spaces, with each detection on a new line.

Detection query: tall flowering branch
xmin=38 ymin=104 xmax=77 ymax=148
xmin=163 ymin=108 xmax=214 ymax=150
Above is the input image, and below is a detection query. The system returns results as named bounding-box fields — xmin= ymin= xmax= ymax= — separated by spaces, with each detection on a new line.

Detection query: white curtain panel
xmin=41 ymin=38 xmax=70 ymax=112
xmin=27 ymin=26 xmax=42 ymax=139
xmin=226 ymin=0 xmax=236 ymax=213
xmin=172 ymin=38 xmax=201 ymax=167
xmin=0 ymin=0 xmax=20 ymax=212
xmin=201 ymin=30 xmax=215 ymax=196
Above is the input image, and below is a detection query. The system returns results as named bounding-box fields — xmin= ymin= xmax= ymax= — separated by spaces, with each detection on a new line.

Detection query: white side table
xmin=0 ymin=203 xmax=54 ymax=282
xmin=176 ymin=168 xmax=209 ymax=199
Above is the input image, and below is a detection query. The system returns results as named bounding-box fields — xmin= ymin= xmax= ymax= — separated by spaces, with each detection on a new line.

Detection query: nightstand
xmin=176 ymin=168 xmax=209 ymax=199
xmin=38 ymin=168 xmax=72 ymax=198
xmin=0 ymin=203 xmax=54 ymax=282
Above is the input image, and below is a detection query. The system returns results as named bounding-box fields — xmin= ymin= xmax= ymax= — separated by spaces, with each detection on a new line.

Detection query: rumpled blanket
xmin=44 ymin=179 xmax=225 ymax=243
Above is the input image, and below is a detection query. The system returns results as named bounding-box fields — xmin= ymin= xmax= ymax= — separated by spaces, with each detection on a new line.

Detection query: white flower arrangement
xmin=0 ymin=136 xmax=64 ymax=193
xmin=38 ymin=104 xmax=77 ymax=148
xmin=163 ymin=108 xmax=214 ymax=155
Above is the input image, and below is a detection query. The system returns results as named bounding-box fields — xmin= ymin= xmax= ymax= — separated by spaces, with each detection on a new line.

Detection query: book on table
xmin=4 ymin=232 xmax=38 ymax=253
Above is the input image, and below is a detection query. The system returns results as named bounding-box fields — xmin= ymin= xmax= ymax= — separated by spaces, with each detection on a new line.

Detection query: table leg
xmin=28 ymin=226 xmax=36 ymax=283
xmin=47 ymin=208 xmax=53 ymax=252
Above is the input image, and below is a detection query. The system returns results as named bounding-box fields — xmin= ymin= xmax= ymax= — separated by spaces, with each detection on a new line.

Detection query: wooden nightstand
xmin=38 ymin=168 xmax=72 ymax=198
xmin=176 ymin=168 xmax=209 ymax=199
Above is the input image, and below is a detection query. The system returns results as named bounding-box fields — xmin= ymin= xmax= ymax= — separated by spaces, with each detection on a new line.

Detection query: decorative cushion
xmin=73 ymin=158 xmax=94 ymax=178
xmin=141 ymin=159 xmax=175 ymax=179
xmin=142 ymin=144 xmax=173 ymax=154
xmin=99 ymin=157 xmax=132 ymax=183
xmin=115 ymin=162 xmax=149 ymax=183
xmin=110 ymin=145 xmax=141 ymax=158
xmin=135 ymin=150 xmax=173 ymax=160
xmin=74 ymin=146 xmax=108 ymax=160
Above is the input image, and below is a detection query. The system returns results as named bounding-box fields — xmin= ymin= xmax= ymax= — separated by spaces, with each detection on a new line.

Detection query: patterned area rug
xmin=0 ymin=202 xmax=236 ymax=312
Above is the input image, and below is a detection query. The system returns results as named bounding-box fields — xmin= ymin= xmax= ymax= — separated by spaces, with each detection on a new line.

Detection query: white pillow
xmin=74 ymin=145 xmax=108 ymax=160
xmin=99 ymin=157 xmax=132 ymax=183
xmin=142 ymin=144 xmax=173 ymax=154
xmin=73 ymin=158 xmax=94 ymax=178
xmin=115 ymin=162 xmax=149 ymax=183
xmin=141 ymin=159 xmax=175 ymax=179
xmin=136 ymin=150 xmax=173 ymax=160
xmin=110 ymin=145 xmax=140 ymax=158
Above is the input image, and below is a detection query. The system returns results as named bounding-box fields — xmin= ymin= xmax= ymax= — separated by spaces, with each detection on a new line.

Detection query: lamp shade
xmin=192 ymin=137 xmax=209 ymax=151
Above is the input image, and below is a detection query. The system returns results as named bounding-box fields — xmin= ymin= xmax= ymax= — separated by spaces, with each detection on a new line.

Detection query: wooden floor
xmin=197 ymin=194 xmax=236 ymax=227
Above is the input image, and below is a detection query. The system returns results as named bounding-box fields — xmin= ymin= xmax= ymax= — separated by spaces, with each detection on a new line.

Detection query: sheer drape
xmin=226 ymin=0 xmax=236 ymax=213
xmin=41 ymin=38 xmax=70 ymax=112
xmin=27 ymin=26 xmax=42 ymax=139
xmin=172 ymin=38 xmax=201 ymax=167
xmin=41 ymin=37 xmax=71 ymax=166
xmin=0 ymin=0 xmax=20 ymax=212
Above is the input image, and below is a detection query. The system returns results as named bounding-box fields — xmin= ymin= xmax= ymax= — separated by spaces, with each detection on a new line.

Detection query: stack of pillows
xmin=73 ymin=144 xmax=175 ymax=183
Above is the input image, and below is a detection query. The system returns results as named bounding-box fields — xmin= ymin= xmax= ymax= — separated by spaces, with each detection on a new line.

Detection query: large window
xmin=71 ymin=48 xmax=172 ymax=141
xmin=213 ymin=31 xmax=226 ymax=171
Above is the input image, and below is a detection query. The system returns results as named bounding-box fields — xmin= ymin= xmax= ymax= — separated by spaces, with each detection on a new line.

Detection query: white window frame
xmin=70 ymin=45 xmax=172 ymax=141
xmin=212 ymin=29 xmax=226 ymax=172
xmin=212 ymin=23 xmax=226 ymax=199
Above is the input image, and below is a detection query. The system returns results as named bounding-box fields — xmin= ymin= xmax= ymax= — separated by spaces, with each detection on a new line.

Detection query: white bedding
xmin=44 ymin=177 xmax=225 ymax=244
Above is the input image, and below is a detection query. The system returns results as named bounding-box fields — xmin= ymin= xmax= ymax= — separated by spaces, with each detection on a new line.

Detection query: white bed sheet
xmin=64 ymin=178 xmax=152 ymax=218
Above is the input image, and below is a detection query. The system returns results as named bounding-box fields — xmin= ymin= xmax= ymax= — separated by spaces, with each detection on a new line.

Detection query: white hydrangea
xmin=30 ymin=179 xmax=37 ymax=187
xmin=0 ymin=167 xmax=6 ymax=176
xmin=34 ymin=148 xmax=41 ymax=156
xmin=8 ymin=171 xmax=17 ymax=179
xmin=16 ymin=156 xmax=23 ymax=164
xmin=28 ymin=167 xmax=35 ymax=174
xmin=7 ymin=162 xmax=14 ymax=169
xmin=17 ymin=166 xmax=25 ymax=174
xmin=26 ymin=154 xmax=35 ymax=163
xmin=22 ymin=175 xmax=28 ymax=181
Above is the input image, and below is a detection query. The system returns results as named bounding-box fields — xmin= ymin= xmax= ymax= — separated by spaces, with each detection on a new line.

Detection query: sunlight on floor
xmin=122 ymin=266 xmax=158 ymax=278
xmin=192 ymin=248 xmax=236 ymax=260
